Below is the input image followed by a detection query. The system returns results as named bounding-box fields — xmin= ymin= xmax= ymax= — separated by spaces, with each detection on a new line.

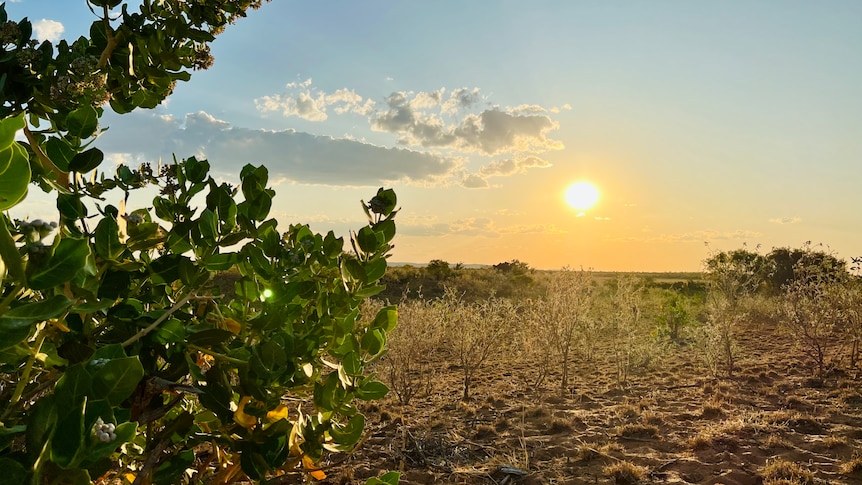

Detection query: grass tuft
xmin=603 ymin=461 xmax=648 ymax=484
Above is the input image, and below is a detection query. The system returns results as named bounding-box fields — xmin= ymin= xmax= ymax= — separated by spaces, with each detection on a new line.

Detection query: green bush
xmin=0 ymin=2 xmax=400 ymax=483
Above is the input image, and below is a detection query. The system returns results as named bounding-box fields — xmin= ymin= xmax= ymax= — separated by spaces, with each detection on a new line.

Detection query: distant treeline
xmin=377 ymin=259 xmax=709 ymax=303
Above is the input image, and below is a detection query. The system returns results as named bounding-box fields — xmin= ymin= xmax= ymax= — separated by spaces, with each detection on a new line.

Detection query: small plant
xmin=439 ymin=290 xmax=517 ymax=400
xmin=652 ymin=289 xmax=698 ymax=342
xmin=381 ymin=298 xmax=442 ymax=404
xmin=603 ymin=461 xmax=648 ymax=484
xmin=602 ymin=275 xmax=658 ymax=383
xmin=780 ymin=251 xmax=846 ymax=376
xmin=840 ymin=454 xmax=862 ymax=476
xmin=530 ymin=267 xmax=594 ymax=391
xmin=760 ymin=459 xmax=815 ymax=485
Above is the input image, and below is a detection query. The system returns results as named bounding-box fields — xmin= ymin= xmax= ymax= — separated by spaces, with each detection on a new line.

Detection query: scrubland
xmin=326 ymin=251 xmax=862 ymax=484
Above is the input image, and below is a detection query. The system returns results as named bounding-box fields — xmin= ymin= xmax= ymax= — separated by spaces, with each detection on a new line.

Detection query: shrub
xmin=439 ymin=290 xmax=518 ymax=399
xmin=780 ymin=253 xmax=845 ymax=376
xmin=531 ymin=267 xmax=594 ymax=390
xmin=0 ymin=3 xmax=401 ymax=483
xmin=381 ymin=298 xmax=442 ymax=404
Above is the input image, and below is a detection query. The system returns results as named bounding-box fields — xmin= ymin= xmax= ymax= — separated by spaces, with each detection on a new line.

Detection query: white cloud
xmin=33 ymin=19 xmax=64 ymax=43
xmin=255 ymin=80 xmax=374 ymax=121
xmin=769 ymin=217 xmax=802 ymax=224
xmin=399 ymin=216 xmax=568 ymax=237
xmin=257 ymin=80 xmax=563 ymax=157
xmin=96 ymin=111 xmax=458 ymax=186
xmin=607 ymin=229 xmax=763 ymax=243
xmin=458 ymin=156 xmax=552 ymax=188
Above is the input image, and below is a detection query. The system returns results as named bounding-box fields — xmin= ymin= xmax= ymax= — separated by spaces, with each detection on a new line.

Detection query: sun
xmin=564 ymin=181 xmax=600 ymax=211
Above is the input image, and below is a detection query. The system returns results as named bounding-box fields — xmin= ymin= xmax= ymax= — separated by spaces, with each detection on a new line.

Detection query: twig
xmin=131 ymin=437 xmax=172 ymax=485
xmin=122 ymin=290 xmax=196 ymax=347
xmin=23 ymin=125 xmax=67 ymax=185
xmin=97 ymin=5 xmax=118 ymax=69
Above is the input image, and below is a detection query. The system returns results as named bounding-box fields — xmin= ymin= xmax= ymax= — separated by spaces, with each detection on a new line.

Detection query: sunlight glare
xmin=564 ymin=181 xmax=600 ymax=212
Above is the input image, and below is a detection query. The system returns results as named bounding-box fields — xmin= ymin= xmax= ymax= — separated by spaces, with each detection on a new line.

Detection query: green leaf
xmin=364 ymin=471 xmax=401 ymax=485
xmin=360 ymin=328 xmax=386 ymax=358
xmin=329 ymin=413 xmax=365 ymax=448
xmin=198 ymin=209 xmax=217 ymax=244
xmin=57 ymin=193 xmax=88 ymax=220
xmin=0 ymin=114 xmax=25 ymax=151
xmin=356 ymin=226 xmax=382 ymax=254
xmin=28 ymin=238 xmax=91 ymax=290
xmin=65 ymin=105 xmax=98 ymax=138
xmin=0 ymin=215 xmax=25 ymax=282
xmin=44 ymin=137 xmax=75 ymax=172
xmin=154 ymin=318 xmax=185 ymax=344
xmin=51 ymin=396 xmax=86 ymax=468
xmin=368 ymin=188 xmax=397 ymax=217
xmin=94 ymin=216 xmax=123 ymax=260
xmin=84 ymin=421 xmax=135 ymax=462
xmin=91 ymin=356 xmax=144 ymax=406
xmin=0 ymin=457 xmax=27 ymax=485
xmin=153 ymin=449 xmax=195 ymax=485
xmin=0 ymin=295 xmax=73 ymax=350
xmin=364 ymin=258 xmax=387 ymax=282
xmin=239 ymin=447 xmax=268 ymax=481
xmin=71 ymin=299 xmax=115 ymax=314
xmin=0 ymin=143 xmax=30 ymax=211
xmin=342 ymin=351 xmax=362 ymax=377
xmin=356 ymin=380 xmax=389 ymax=401
xmin=373 ymin=219 xmax=396 ymax=244
xmin=150 ymin=254 xmax=187 ymax=285
xmin=183 ymin=157 xmax=210 ymax=183
xmin=370 ymin=306 xmax=398 ymax=333
xmin=69 ymin=147 xmax=104 ymax=173
xmin=54 ymin=364 xmax=93 ymax=412
xmin=204 ymin=253 xmax=235 ymax=271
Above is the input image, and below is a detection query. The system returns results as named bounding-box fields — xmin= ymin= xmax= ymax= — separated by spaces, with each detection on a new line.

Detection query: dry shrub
xmin=840 ymin=454 xmax=862 ymax=476
xmin=764 ymin=434 xmax=793 ymax=449
xmin=780 ymin=260 xmax=846 ymax=376
xmin=616 ymin=423 xmax=658 ymax=439
xmin=601 ymin=275 xmax=664 ymax=383
xmin=700 ymin=399 xmax=724 ymax=419
xmin=525 ymin=267 xmax=594 ymax=390
xmin=439 ymin=290 xmax=518 ymax=399
xmin=760 ymin=459 xmax=815 ymax=485
xmin=381 ymin=298 xmax=443 ymax=404
xmin=603 ymin=461 xmax=648 ymax=484
xmin=545 ymin=418 xmax=573 ymax=434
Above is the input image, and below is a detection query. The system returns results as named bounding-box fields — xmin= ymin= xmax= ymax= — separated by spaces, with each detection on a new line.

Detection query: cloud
xmin=459 ymin=155 xmax=552 ymax=188
xmin=769 ymin=217 xmax=802 ymax=224
xmin=479 ymin=156 xmax=551 ymax=177
xmin=606 ymin=229 xmax=762 ymax=244
xmin=257 ymin=80 xmax=563 ymax=156
xmin=398 ymin=215 xmax=567 ymax=237
xmin=95 ymin=111 xmax=457 ymax=186
xmin=33 ymin=19 xmax=64 ymax=43
xmin=255 ymin=79 xmax=375 ymax=121
xmin=373 ymin=99 xmax=563 ymax=155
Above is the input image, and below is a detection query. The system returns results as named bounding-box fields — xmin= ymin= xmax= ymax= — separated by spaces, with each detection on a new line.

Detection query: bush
xmin=0 ymin=3 xmax=401 ymax=482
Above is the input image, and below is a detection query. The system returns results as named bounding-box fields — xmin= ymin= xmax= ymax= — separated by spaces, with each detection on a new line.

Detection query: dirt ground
xmin=325 ymin=319 xmax=862 ymax=484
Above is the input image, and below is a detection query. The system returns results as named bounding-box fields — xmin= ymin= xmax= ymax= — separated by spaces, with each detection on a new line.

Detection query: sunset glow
xmin=7 ymin=2 xmax=861 ymax=272
xmin=564 ymin=182 xmax=600 ymax=212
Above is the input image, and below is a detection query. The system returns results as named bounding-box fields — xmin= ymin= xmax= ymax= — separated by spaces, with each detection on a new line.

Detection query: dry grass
xmin=700 ymin=399 xmax=724 ymax=419
xmin=760 ymin=459 xmax=815 ymax=485
xmin=840 ymin=455 xmax=862 ymax=476
xmin=603 ymin=461 xmax=648 ymax=484
xmin=763 ymin=433 xmax=793 ymax=449
xmin=616 ymin=423 xmax=659 ymax=439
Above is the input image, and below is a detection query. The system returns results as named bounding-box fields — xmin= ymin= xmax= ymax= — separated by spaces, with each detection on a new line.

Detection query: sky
xmin=7 ymin=1 xmax=862 ymax=271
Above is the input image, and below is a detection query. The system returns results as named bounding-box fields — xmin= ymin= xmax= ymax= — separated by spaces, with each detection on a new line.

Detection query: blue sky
xmin=7 ymin=1 xmax=862 ymax=270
